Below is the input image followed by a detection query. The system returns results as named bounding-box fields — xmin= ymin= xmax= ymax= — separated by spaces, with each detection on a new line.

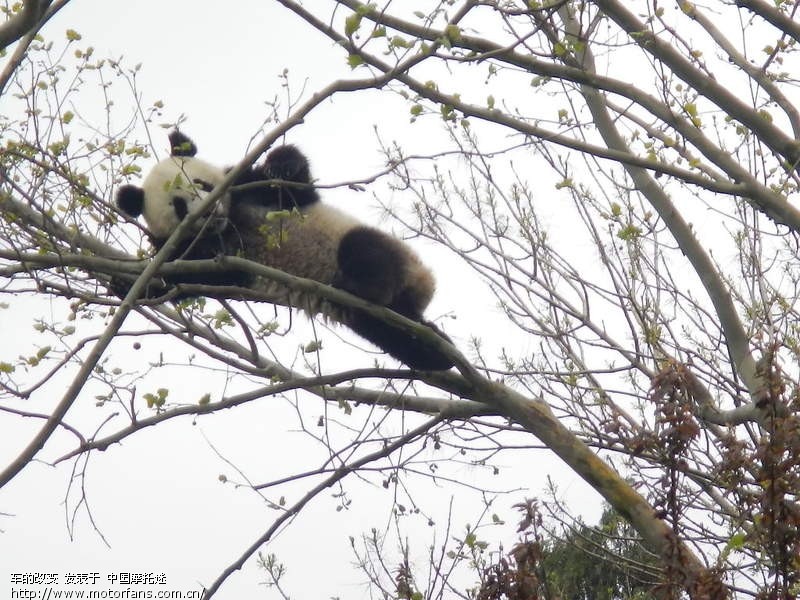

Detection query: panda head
xmin=116 ymin=131 xmax=231 ymax=242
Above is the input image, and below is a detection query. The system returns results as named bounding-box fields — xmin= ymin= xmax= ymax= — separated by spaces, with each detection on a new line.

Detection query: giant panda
xmin=115 ymin=130 xmax=455 ymax=370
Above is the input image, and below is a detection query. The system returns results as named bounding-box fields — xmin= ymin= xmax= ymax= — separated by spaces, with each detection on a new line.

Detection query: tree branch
xmin=0 ymin=0 xmax=51 ymax=50
xmin=736 ymin=0 xmax=800 ymax=44
xmin=202 ymin=415 xmax=445 ymax=598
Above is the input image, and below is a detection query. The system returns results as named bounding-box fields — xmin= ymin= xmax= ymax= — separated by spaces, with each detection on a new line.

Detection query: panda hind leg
xmin=336 ymin=227 xmax=455 ymax=370
xmin=345 ymin=310 xmax=455 ymax=370
xmin=335 ymin=226 xmax=405 ymax=306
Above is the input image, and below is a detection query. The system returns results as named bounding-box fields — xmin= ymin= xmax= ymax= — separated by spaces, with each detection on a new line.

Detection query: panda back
xmin=238 ymin=202 xmax=356 ymax=281
xmin=228 ymin=201 xmax=358 ymax=318
xmin=227 ymin=200 xmax=436 ymax=322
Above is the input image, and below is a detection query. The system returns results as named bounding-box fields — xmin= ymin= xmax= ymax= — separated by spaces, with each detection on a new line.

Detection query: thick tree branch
xmin=736 ymin=0 xmax=800 ymax=44
xmin=0 ymin=0 xmax=51 ymax=50
xmin=290 ymin=0 xmax=800 ymax=232
xmin=0 ymin=0 xmax=69 ymax=94
xmin=593 ymin=0 xmax=800 ymax=168
xmin=679 ymin=0 xmax=800 ymax=139
xmin=0 ymin=69 xmax=446 ymax=490
xmin=557 ymin=4 xmax=760 ymax=413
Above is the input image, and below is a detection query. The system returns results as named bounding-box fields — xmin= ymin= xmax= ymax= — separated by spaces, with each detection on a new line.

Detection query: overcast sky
xmin=0 ymin=2 xmax=602 ymax=598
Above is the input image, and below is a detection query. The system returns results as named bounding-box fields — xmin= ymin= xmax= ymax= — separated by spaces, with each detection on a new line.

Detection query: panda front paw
xmin=263 ymin=145 xmax=312 ymax=184
xmin=258 ymin=145 xmax=319 ymax=208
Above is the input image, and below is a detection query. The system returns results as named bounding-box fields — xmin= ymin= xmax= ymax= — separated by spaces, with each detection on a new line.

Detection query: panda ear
xmin=116 ymin=184 xmax=145 ymax=218
xmin=168 ymin=129 xmax=197 ymax=157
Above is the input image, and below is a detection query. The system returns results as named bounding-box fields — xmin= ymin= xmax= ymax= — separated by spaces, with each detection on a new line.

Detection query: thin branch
xmin=556 ymin=4 xmax=759 ymax=400
xmin=53 ymin=370 xmax=491 ymax=464
xmin=202 ymin=415 xmax=445 ymax=598
xmin=0 ymin=69 xmax=438 ymax=490
xmin=593 ymin=0 xmax=800 ymax=168
xmin=285 ymin=0 xmax=800 ymax=231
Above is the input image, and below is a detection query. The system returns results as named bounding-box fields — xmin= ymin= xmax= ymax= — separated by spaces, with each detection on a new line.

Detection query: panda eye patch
xmin=192 ymin=178 xmax=214 ymax=193
xmin=172 ymin=196 xmax=189 ymax=220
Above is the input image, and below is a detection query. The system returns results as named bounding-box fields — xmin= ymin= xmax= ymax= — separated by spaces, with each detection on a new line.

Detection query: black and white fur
xmin=115 ymin=131 xmax=454 ymax=370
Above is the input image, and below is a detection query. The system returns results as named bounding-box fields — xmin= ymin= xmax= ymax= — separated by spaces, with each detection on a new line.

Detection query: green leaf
xmin=444 ymin=24 xmax=461 ymax=43
xmin=120 ymin=165 xmax=141 ymax=176
xmin=212 ymin=310 xmax=233 ymax=329
xmin=144 ymin=387 xmax=169 ymax=409
xmin=344 ymin=13 xmax=362 ymax=37
xmin=617 ymin=224 xmax=642 ymax=241
xmin=304 ymin=340 xmax=323 ymax=353
xmin=389 ymin=36 xmax=410 ymax=49
xmin=355 ymin=2 xmax=375 ymax=16
xmin=555 ymin=177 xmax=573 ymax=189
xmin=346 ymin=54 xmax=364 ymax=69
xmin=264 ymin=209 xmax=292 ymax=221
xmin=728 ymin=532 xmax=746 ymax=550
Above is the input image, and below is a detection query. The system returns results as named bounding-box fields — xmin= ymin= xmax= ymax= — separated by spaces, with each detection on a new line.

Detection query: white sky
xmin=0 ymin=2 xmax=602 ymax=598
